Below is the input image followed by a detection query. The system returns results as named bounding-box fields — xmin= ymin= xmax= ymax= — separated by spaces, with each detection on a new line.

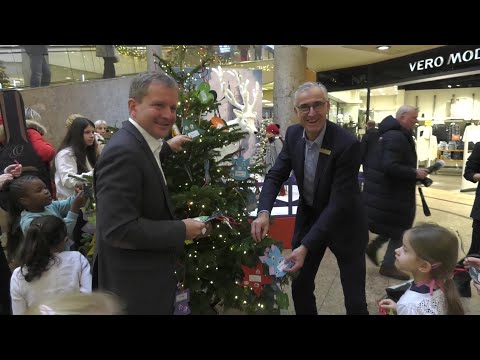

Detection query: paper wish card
xmin=232 ymin=156 xmax=250 ymax=181
xmin=174 ymin=288 xmax=191 ymax=315
xmin=182 ymin=119 xmax=204 ymax=139
xmin=259 ymin=245 xmax=291 ymax=278
xmin=469 ymin=266 xmax=480 ymax=284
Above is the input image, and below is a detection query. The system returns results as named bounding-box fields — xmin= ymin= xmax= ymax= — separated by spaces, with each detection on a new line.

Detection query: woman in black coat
xmin=363 ymin=106 xmax=428 ymax=280
xmin=463 ymin=142 xmax=480 ymax=255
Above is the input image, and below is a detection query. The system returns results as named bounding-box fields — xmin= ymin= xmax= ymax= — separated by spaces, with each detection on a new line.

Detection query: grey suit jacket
xmin=94 ymin=120 xmax=185 ymax=314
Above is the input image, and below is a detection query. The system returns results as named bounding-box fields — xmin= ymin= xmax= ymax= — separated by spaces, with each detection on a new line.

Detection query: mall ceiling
xmin=304 ymin=45 xmax=445 ymax=72
xmin=261 ymin=45 xmax=446 ymax=93
xmin=305 ymin=45 xmax=480 ymax=91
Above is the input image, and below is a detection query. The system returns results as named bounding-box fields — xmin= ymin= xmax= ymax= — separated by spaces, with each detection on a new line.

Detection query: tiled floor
xmin=280 ymin=172 xmax=480 ymax=315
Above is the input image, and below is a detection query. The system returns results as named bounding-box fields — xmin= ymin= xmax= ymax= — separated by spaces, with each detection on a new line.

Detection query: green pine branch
xmin=157 ymin=54 xmax=290 ymax=314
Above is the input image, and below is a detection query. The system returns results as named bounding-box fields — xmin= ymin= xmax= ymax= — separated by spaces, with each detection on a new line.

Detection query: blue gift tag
xmin=232 ymin=156 xmax=250 ymax=181
xmin=182 ymin=119 xmax=204 ymax=139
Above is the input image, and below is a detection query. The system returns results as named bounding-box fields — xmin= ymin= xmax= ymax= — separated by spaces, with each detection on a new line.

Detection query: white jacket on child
xmin=10 ymin=251 xmax=91 ymax=315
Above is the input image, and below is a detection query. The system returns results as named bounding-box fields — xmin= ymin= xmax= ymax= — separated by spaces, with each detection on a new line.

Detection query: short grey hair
xmin=367 ymin=120 xmax=376 ymax=129
xmin=95 ymin=120 xmax=108 ymax=127
xmin=129 ymin=71 xmax=178 ymax=102
xmin=293 ymin=82 xmax=328 ymax=106
xmin=396 ymin=105 xmax=418 ymax=118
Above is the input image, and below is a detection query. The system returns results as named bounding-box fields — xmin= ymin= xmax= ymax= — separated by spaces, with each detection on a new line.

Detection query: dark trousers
xmin=377 ymin=228 xmax=406 ymax=267
xmin=0 ymin=244 xmax=11 ymax=315
xmin=254 ymin=46 xmax=262 ymax=60
xmin=468 ymin=219 xmax=480 ymax=255
xmin=291 ymin=242 xmax=368 ymax=315
xmin=72 ymin=211 xmax=87 ymax=251
xmin=91 ymin=256 xmax=98 ymax=290
xmin=29 ymin=54 xmax=51 ymax=87
xmin=103 ymin=57 xmax=116 ymax=79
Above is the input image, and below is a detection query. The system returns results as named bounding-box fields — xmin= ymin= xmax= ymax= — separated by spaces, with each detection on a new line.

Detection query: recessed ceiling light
xmin=376 ymin=45 xmax=391 ymax=51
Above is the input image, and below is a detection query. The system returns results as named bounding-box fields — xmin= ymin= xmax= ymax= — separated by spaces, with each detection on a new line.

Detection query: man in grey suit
xmin=94 ymin=72 xmax=207 ymax=315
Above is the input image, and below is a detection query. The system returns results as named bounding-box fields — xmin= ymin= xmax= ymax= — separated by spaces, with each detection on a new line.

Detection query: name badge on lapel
xmin=319 ymin=148 xmax=331 ymax=155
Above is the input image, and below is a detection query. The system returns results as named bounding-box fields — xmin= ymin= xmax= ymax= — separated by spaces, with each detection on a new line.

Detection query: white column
xmin=21 ymin=50 xmax=31 ymax=87
xmin=146 ymin=45 xmax=162 ymax=72
xmin=273 ymin=46 xmax=307 ymax=135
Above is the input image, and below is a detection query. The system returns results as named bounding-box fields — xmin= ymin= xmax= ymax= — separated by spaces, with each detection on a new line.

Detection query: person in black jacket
xmin=360 ymin=120 xmax=379 ymax=170
xmin=0 ymin=164 xmax=22 ymax=315
xmin=95 ymin=45 xmax=118 ymax=79
xmin=463 ymin=142 xmax=480 ymax=255
xmin=361 ymin=120 xmax=392 ymax=261
xmin=363 ymin=105 xmax=428 ymax=280
xmin=23 ymin=46 xmax=51 ymax=88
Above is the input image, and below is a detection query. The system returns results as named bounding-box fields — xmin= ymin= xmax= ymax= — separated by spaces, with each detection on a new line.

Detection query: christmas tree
xmin=153 ymin=52 xmax=290 ymax=314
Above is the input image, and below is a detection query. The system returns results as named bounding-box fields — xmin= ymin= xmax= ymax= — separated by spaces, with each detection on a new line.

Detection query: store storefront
xmin=316 ymin=45 xmax=480 ymax=186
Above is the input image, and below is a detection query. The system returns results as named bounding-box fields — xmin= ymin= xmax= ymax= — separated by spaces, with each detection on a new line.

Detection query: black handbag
xmin=384 ymin=280 xmax=413 ymax=303
xmin=452 ymin=253 xmax=480 ymax=297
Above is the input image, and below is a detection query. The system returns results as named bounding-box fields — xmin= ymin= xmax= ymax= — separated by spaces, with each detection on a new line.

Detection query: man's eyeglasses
xmin=296 ymin=101 xmax=327 ymax=114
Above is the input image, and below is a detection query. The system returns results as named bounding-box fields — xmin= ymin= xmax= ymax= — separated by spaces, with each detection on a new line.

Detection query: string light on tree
xmin=155 ymin=49 xmax=289 ymax=314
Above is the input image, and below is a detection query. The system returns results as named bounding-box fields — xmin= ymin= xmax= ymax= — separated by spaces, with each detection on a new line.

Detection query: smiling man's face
xmin=294 ymin=86 xmax=330 ymax=141
xmin=128 ymin=82 xmax=178 ymax=139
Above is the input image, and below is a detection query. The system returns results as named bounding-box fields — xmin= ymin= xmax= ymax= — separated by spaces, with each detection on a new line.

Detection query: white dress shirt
xmin=128 ymin=118 xmax=167 ymax=185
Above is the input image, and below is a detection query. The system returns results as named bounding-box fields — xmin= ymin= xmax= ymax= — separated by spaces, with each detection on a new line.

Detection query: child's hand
xmin=71 ymin=190 xmax=87 ymax=214
xmin=4 ymin=163 xmax=22 ymax=177
xmin=464 ymin=256 xmax=480 ymax=269
xmin=378 ymin=299 xmax=397 ymax=314
xmin=74 ymin=183 xmax=84 ymax=194
xmin=0 ymin=174 xmax=13 ymax=189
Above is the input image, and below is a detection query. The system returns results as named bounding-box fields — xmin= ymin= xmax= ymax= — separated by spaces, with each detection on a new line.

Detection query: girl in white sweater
xmin=379 ymin=223 xmax=464 ymax=315
xmin=10 ymin=215 xmax=91 ymax=315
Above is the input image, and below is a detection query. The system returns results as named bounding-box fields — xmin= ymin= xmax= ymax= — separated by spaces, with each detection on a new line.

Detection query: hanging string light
xmin=114 ymin=46 xmax=147 ymax=59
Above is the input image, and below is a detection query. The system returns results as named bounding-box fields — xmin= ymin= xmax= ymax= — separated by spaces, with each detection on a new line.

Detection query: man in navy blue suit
xmin=94 ymin=72 xmax=207 ymax=314
xmin=251 ymin=82 xmax=368 ymax=315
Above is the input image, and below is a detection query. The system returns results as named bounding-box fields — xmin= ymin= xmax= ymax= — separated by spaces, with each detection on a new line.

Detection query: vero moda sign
xmin=409 ymin=46 xmax=480 ymax=72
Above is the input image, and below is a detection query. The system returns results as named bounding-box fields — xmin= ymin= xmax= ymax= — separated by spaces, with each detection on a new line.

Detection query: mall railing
xmin=0 ymin=45 xmax=274 ymax=90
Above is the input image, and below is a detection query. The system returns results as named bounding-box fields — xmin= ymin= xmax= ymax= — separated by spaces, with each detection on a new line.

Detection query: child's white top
xmin=10 ymin=251 xmax=91 ymax=315
xmin=54 ymin=147 xmax=93 ymax=199
xmin=397 ymin=287 xmax=446 ymax=315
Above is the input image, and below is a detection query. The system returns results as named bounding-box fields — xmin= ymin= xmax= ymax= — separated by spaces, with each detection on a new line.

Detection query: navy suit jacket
xmin=258 ymin=121 xmax=368 ymax=257
xmin=94 ymin=120 xmax=186 ymax=314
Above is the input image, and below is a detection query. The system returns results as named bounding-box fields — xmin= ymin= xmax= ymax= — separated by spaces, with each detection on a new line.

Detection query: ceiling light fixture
xmin=376 ymin=45 xmax=391 ymax=51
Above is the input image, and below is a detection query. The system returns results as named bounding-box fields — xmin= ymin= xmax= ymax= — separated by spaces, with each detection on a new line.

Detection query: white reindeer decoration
xmin=212 ymin=66 xmax=260 ymax=161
